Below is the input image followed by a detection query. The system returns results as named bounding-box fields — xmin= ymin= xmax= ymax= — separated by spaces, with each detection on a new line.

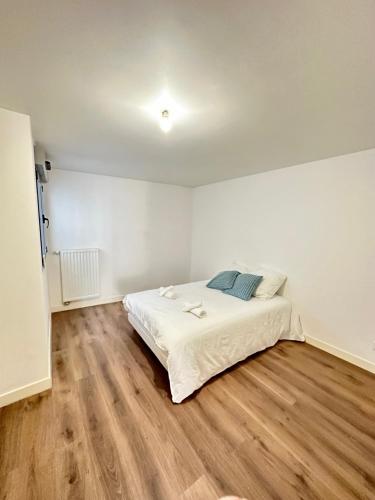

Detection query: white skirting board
xmin=0 ymin=377 xmax=52 ymax=408
xmin=305 ymin=335 xmax=375 ymax=374
xmin=51 ymin=295 xmax=124 ymax=313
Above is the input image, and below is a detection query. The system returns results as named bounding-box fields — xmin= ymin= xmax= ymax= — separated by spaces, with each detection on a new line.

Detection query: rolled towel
xmin=159 ymin=285 xmax=173 ymax=297
xmin=182 ymin=301 xmax=202 ymax=312
xmin=189 ymin=306 xmax=206 ymax=318
xmin=164 ymin=290 xmax=176 ymax=299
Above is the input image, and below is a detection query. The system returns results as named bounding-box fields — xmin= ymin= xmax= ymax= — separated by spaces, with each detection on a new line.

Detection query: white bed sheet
xmin=123 ymin=281 xmax=304 ymax=403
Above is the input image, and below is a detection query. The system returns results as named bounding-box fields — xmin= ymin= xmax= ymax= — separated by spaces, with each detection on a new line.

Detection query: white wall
xmin=0 ymin=108 xmax=51 ymax=406
xmin=191 ymin=149 xmax=375 ymax=368
xmin=46 ymin=150 xmax=375 ymax=372
xmin=46 ymin=169 xmax=192 ymax=310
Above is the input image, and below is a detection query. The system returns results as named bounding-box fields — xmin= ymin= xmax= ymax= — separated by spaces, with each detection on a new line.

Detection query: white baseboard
xmin=51 ymin=295 xmax=123 ymax=313
xmin=0 ymin=377 xmax=52 ymax=408
xmin=305 ymin=335 xmax=375 ymax=374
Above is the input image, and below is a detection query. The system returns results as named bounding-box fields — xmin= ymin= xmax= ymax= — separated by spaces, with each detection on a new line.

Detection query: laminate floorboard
xmin=1 ymin=302 xmax=374 ymax=499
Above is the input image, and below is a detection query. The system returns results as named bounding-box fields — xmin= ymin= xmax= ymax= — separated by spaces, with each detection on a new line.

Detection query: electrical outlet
xmin=373 ymin=341 xmax=375 ymax=351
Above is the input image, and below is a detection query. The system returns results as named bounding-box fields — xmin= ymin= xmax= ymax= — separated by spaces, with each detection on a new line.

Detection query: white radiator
xmin=59 ymin=248 xmax=100 ymax=304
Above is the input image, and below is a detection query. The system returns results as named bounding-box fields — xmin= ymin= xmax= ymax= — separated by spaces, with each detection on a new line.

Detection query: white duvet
xmin=124 ymin=281 xmax=304 ymax=403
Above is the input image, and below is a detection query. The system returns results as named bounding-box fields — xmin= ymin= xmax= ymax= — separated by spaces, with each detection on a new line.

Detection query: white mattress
xmin=128 ymin=312 xmax=168 ymax=369
xmin=124 ymin=281 xmax=304 ymax=403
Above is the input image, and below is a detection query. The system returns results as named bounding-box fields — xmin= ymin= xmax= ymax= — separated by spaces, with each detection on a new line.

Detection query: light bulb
xmin=160 ymin=109 xmax=172 ymax=133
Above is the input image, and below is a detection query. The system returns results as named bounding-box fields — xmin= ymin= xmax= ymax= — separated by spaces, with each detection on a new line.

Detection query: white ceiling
xmin=1 ymin=0 xmax=374 ymax=187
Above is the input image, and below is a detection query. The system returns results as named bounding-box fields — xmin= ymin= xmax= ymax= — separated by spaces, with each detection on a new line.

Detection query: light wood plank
xmin=0 ymin=302 xmax=374 ymax=499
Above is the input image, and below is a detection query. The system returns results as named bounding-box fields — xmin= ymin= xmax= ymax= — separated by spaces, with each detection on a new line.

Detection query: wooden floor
xmin=1 ymin=303 xmax=375 ymax=500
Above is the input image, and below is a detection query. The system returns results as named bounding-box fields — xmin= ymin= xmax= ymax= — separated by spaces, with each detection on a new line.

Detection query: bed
xmin=123 ymin=280 xmax=304 ymax=403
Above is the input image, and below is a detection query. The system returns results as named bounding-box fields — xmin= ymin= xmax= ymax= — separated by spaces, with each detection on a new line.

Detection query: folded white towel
xmin=159 ymin=285 xmax=173 ymax=297
xmin=182 ymin=301 xmax=202 ymax=312
xmin=183 ymin=301 xmax=206 ymax=317
xmin=189 ymin=306 xmax=206 ymax=318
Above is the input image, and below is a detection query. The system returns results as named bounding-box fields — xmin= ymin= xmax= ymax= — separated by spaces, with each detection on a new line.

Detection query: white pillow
xmin=216 ymin=261 xmax=252 ymax=275
xmin=232 ymin=260 xmax=252 ymax=274
xmin=250 ymin=266 xmax=286 ymax=299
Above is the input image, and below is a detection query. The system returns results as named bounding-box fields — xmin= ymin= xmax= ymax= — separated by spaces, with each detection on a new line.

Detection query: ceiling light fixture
xmin=160 ymin=109 xmax=172 ymax=133
xmin=143 ymin=90 xmax=187 ymax=132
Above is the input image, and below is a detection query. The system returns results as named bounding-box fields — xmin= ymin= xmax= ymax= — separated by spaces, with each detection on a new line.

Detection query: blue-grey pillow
xmin=223 ymin=273 xmax=263 ymax=300
xmin=206 ymin=270 xmax=240 ymax=291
